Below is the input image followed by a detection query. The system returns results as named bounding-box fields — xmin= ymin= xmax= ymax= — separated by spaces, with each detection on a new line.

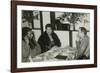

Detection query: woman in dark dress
xmin=38 ymin=24 xmax=61 ymax=53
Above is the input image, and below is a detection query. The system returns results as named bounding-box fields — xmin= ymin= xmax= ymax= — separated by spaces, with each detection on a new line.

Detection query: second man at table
xmin=38 ymin=24 xmax=61 ymax=53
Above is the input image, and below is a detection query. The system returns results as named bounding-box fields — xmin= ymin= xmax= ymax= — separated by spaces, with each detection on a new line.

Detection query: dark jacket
xmin=38 ymin=31 xmax=61 ymax=53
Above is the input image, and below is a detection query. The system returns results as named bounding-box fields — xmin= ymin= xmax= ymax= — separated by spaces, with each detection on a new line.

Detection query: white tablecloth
xmin=32 ymin=46 xmax=78 ymax=62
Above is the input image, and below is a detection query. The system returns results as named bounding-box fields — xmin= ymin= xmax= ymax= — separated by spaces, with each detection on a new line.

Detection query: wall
xmin=0 ymin=0 xmax=99 ymax=73
xmin=55 ymin=31 xmax=69 ymax=48
xmin=42 ymin=11 xmax=51 ymax=31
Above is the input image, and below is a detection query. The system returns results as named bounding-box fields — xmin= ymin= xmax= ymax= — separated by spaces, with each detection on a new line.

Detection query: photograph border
xmin=11 ymin=1 xmax=97 ymax=72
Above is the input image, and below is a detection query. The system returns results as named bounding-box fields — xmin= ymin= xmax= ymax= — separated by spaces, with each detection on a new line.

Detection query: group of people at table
xmin=22 ymin=23 xmax=90 ymax=62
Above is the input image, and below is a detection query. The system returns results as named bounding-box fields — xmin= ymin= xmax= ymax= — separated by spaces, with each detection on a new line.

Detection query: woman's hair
xmin=22 ymin=27 xmax=32 ymax=40
xmin=45 ymin=24 xmax=53 ymax=30
xmin=22 ymin=27 xmax=37 ymax=49
xmin=79 ymin=27 xmax=87 ymax=35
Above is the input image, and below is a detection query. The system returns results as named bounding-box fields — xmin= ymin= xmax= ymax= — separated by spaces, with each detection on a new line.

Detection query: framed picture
xmin=11 ymin=1 xmax=97 ymax=73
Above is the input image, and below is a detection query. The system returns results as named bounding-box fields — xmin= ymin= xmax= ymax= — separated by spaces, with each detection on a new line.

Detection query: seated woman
xmin=38 ymin=24 xmax=61 ymax=53
xmin=22 ymin=27 xmax=41 ymax=62
xmin=76 ymin=27 xmax=90 ymax=59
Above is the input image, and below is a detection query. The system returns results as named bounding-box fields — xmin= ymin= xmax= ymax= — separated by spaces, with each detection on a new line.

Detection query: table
xmin=31 ymin=46 xmax=78 ymax=62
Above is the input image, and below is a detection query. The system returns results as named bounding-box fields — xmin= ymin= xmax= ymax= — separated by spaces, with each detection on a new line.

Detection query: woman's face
xmin=27 ymin=31 xmax=33 ymax=39
xmin=46 ymin=27 xmax=52 ymax=35
xmin=22 ymin=18 xmax=29 ymax=28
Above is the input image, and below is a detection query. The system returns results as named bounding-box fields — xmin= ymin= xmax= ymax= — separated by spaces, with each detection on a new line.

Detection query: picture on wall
xmin=11 ymin=1 xmax=97 ymax=73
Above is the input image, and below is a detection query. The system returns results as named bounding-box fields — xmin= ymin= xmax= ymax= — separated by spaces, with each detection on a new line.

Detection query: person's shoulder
xmin=22 ymin=40 xmax=29 ymax=49
xmin=85 ymin=35 xmax=89 ymax=39
xmin=22 ymin=40 xmax=25 ymax=47
xmin=52 ymin=32 xmax=57 ymax=35
xmin=40 ymin=31 xmax=47 ymax=37
xmin=42 ymin=31 xmax=47 ymax=35
xmin=84 ymin=35 xmax=89 ymax=42
xmin=53 ymin=32 xmax=59 ymax=37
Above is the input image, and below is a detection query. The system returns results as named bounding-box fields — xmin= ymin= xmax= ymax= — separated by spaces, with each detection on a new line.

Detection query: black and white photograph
xmin=21 ymin=10 xmax=90 ymax=62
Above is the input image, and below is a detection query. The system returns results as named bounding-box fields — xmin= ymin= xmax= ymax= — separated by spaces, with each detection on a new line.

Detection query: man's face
xmin=46 ymin=27 xmax=52 ymax=35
